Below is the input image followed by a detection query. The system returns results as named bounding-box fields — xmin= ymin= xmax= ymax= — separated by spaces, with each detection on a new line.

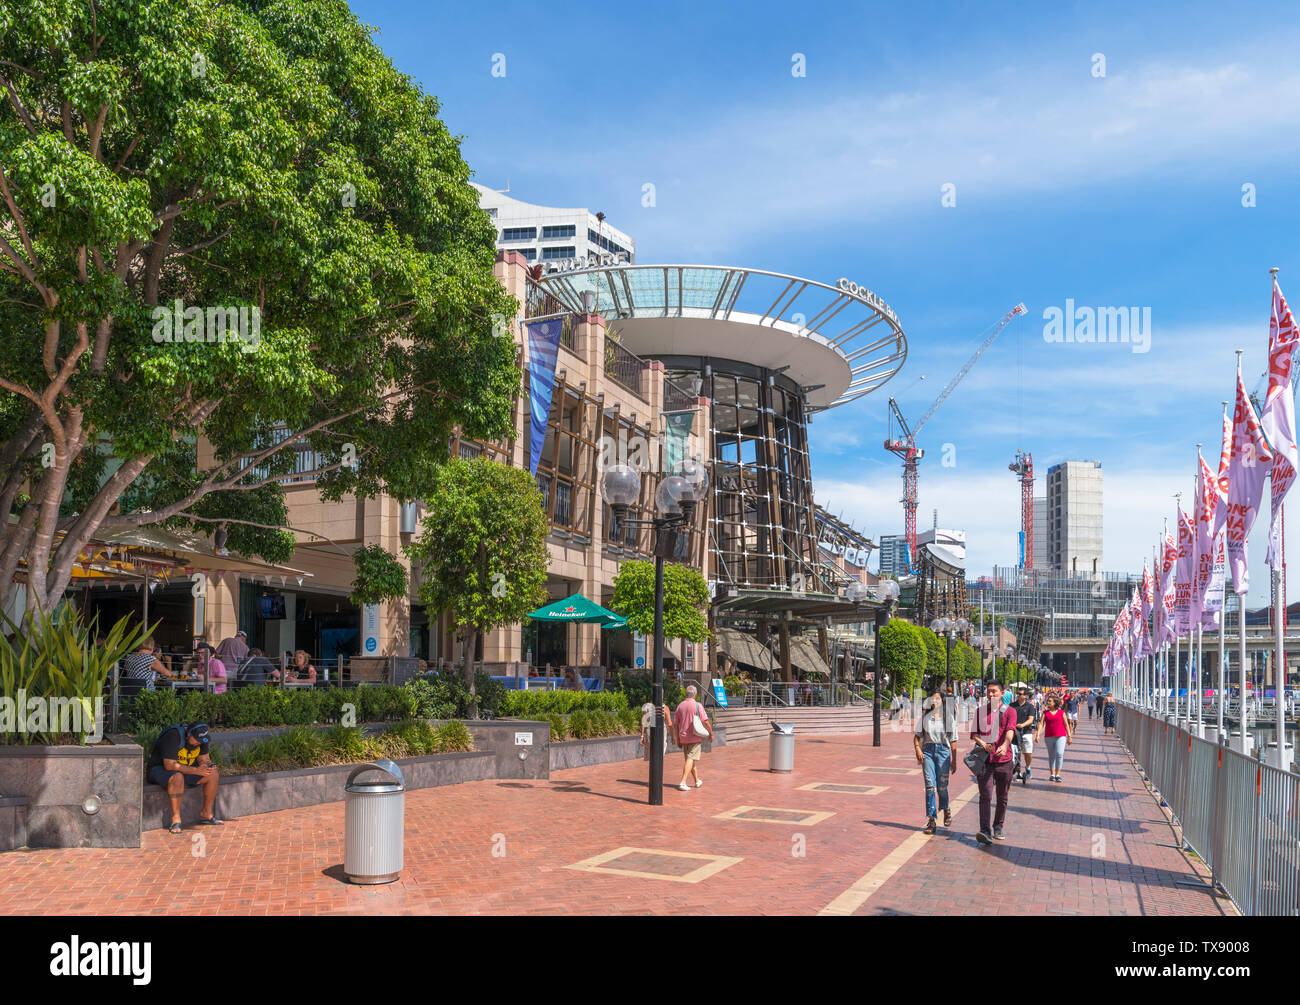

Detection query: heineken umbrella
xmin=527 ymin=593 xmax=626 ymax=627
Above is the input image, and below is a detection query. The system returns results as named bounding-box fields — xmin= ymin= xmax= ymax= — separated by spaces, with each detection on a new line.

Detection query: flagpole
xmin=1233 ymin=349 xmax=1251 ymax=753
xmin=1195 ymin=445 xmax=1205 ymax=736
xmin=1269 ymin=267 xmax=1290 ymax=768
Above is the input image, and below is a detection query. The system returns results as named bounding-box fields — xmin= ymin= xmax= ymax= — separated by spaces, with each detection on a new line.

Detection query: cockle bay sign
xmin=836 ymin=278 xmax=899 ymax=325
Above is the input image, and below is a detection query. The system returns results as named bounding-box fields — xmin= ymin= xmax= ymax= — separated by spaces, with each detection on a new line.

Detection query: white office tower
xmin=472 ymin=183 xmax=636 ymax=272
xmin=1046 ymin=461 xmax=1103 ymax=574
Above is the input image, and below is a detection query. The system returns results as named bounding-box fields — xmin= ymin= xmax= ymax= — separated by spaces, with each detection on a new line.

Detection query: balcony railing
xmin=605 ymin=334 xmax=645 ymax=394
xmin=525 ymin=277 xmax=575 ymax=349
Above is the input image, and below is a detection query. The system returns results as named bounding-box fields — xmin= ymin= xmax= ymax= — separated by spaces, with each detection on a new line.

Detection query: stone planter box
xmin=142 ymin=750 xmax=496 ymax=831
xmin=0 ymin=795 xmax=29 ymax=852
xmin=0 ymin=743 xmax=143 ymax=849
xmin=546 ymin=725 xmax=727 ymax=771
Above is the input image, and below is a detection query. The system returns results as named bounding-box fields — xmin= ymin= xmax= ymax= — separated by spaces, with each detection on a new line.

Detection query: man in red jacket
xmin=971 ymin=681 xmax=1019 ymax=844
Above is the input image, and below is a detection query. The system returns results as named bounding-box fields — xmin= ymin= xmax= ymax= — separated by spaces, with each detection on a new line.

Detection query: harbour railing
xmin=1116 ymin=705 xmax=1300 ymax=916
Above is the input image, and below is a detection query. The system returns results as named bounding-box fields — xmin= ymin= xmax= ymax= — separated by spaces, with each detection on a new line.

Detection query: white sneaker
xmin=678 ymin=783 xmax=691 ymax=790
xmin=695 ymin=779 xmax=703 ymax=788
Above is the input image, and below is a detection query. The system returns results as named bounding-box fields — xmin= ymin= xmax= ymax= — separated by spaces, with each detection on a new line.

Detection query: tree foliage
xmin=877 ymin=618 xmax=924 ymax=697
xmin=406 ymin=457 xmax=549 ymax=715
xmin=0 ymin=0 xmax=519 ymax=613
xmin=609 ymin=560 xmax=710 ymax=644
xmin=348 ymin=544 xmax=409 ymax=607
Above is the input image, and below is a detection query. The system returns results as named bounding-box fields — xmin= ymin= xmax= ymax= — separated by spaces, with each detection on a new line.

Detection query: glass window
xmin=501 ymin=227 xmax=536 ymax=242
xmin=542 ymin=246 xmax=576 ymax=260
xmin=542 ymin=224 xmax=575 ymax=239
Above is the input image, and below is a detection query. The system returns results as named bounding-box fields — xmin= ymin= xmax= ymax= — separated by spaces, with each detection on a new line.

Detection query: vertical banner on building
xmin=526 ymin=319 xmax=564 ymax=476
xmin=633 ymin=631 xmax=647 ymax=669
xmin=664 ymin=409 xmax=695 ymax=473
xmin=362 ymin=603 xmax=381 ymax=655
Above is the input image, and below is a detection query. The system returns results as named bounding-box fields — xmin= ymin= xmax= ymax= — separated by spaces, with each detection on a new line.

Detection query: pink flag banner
xmin=1265 ymin=280 xmax=1299 ymax=569
xmin=1173 ymin=505 xmax=1195 ymax=636
xmin=1225 ymin=364 xmax=1274 ymax=594
xmin=1155 ymin=531 xmax=1177 ymax=646
xmin=1193 ymin=451 xmax=1224 ymax=620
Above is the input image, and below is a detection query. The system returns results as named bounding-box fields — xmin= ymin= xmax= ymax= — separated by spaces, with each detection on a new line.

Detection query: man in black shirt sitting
xmin=148 ymin=722 xmax=223 ymax=833
xmin=1011 ymin=686 xmax=1038 ymax=781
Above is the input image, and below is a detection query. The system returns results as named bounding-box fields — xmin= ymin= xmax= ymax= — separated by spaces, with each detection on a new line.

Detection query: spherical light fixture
xmin=600 ymin=464 xmax=641 ymax=508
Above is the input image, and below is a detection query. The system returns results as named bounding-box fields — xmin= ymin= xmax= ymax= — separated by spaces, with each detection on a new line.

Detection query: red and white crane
xmin=884 ymin=303 xmax=1028 ymax=570
xmin=1009 ymin=449 xmax=1034 ymax=570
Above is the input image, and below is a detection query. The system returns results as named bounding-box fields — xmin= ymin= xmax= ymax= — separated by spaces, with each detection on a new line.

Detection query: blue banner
xmin=526 ymin=319 xmax=563 ymax=476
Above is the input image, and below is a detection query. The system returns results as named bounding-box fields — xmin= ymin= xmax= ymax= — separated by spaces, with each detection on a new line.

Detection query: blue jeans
xmin=921 ymin=743 xmax=951 ymax=818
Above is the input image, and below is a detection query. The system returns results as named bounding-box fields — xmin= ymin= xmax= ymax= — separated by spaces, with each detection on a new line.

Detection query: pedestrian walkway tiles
xmin=713 ymin=806 xmax=835 ymax=825
xmin=797 ymin=781 xmax=889 ymax=795
xmin=564 ymin=847 xmax=743 ymax=883
xmin=850 ymin=765 xmax=921 ymax=775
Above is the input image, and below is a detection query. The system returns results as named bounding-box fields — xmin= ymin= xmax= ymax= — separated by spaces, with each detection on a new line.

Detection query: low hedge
xmin=133 ymin=720 xmax=474 ymax=776
xmin=539 ymin=707 xmax=642 ymax=741
xmin=498 ymin=689 xmax=629 ymax=718
xmin=125 ymin=684 xmax=418 ymax=731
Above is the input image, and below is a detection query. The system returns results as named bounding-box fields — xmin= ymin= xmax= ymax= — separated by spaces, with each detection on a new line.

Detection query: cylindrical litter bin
xmin=769 ymin=722 xmax=795 ymax=773
xmin=344 ymin=759 xmax=405 ymax=885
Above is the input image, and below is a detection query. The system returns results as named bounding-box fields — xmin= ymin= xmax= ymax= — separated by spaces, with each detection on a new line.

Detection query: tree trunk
xmin=462 ymin=626 xmax=479 ymax=719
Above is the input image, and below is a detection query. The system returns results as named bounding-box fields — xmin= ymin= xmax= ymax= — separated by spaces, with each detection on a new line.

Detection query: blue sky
xmin=355 ymin=0 xmax=1300 ymax=602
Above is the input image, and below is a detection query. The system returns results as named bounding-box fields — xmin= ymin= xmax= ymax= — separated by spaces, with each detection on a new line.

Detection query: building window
xmin=500 ymin=227 xmax=536 ymax=242
xmin=542 ymin=224 xmax=575 ymax=239
xmin=542 ymin=246 xmax=576 ymax=260
xmin=518 ymin=247 xmax=537 ymax=261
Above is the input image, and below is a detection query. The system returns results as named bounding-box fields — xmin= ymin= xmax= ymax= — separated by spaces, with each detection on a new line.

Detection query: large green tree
xmin=406 ymin=457 xmax=549 ymax=717
xmin=877 ymin=618 xmax=924 ymax=697
xmin=0 ymin=0 xmax=518 ymax=614
xmin=610 ymin=560 xmax=710 ymax=645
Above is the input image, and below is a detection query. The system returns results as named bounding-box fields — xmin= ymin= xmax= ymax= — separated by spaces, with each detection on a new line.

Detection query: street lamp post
xmin=601 ymin=459 xmax=709 ymax=807
xmin=872 ymin=580 xmax=900 ymax=747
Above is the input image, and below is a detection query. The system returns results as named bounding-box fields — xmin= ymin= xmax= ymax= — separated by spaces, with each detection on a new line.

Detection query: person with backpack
xmin=671 ymin=685 xmax=714 ymax=790
xmin=148 ymin=722 xmax=223 ymax=833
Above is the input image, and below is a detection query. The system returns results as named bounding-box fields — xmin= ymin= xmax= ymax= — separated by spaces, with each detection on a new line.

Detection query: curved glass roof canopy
xmin=536 ymin=264 xmax=907 ymax=410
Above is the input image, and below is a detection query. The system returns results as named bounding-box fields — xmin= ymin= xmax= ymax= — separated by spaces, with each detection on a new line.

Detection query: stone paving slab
xmin=0 ymin=713 xmax=1234 ymax=916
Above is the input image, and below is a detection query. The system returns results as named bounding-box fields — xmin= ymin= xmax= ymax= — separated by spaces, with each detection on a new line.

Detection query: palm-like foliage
xmin=0 ymin=609 xmax=150 ymax=744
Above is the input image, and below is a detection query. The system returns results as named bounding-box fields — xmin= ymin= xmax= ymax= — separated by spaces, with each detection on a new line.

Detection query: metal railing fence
xmin=1116 ymin=704 xmax=1300 ymax=916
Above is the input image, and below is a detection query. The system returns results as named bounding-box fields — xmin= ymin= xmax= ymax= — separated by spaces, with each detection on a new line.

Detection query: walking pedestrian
xmin=1036 ymin=695 xmax=1074 ymax=782
xmin=1064 ymin=691 xmax=1079 ymax=728
xmin=1102 ymin=694 xmax=1117 ymax=734
xmin=1010 ymin=685 xmax=1037 ymax=782
xmin=914 ymin=685 xmax=959 ymax=834
xmin=671 ymin=685 xmax=714 ymax=790
xmin=970 ymin=680 xmax=1018 ymax=845
xmin=1087 ymin=691 xmax=1095 ymax=719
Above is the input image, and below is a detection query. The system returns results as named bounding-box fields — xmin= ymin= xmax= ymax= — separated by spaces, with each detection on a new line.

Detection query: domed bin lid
xmin=345 ymin=758 xmax=405 ymax=793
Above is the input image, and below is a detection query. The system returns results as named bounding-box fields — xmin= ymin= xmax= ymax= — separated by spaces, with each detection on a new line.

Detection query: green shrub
xmin=434 ymin=720 xmax=473 ymax=753
xmin=608 ymin=670 xmax=685 ymax=708
xmin=567 ymin=708 xmax=593 ymax=740
xmin=404 ymin=670 xmax=506 ymax=719
xmin=618 ymin=708 xmax=642 ymax=734
xmin=541 ymin=712 xmax=567 ymax=741
xmin=498 ymin=689 xmax=628 ymax=719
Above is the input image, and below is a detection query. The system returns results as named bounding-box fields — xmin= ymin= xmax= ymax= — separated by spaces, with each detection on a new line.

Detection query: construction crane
xmin=1009 ymin=449 xmax=1034 ymax=570
xmin=885 ymin=303 xmax=1028 ymax=570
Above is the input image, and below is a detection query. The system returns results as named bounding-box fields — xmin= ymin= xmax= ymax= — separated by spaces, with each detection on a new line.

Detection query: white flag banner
xmin=1264 ymin=279 xmax=1299 ymax=568
xmin=1193 ymin=450 xmax=1224 ymax=621
xmin=1173 ymin=505 xmax=1196 ymax=636
xmin=1225 ymin=362 xmax=1273 ymax=594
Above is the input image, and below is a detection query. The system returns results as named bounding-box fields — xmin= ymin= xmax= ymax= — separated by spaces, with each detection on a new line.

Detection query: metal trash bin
xmin=344 ymin=759 xmax=405 ymax=885
xmin=769 ymin=722 xmax=795 ymax=773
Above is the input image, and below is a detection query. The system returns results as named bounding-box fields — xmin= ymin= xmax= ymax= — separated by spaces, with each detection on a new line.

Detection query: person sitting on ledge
xmin=148 ymin=722 xmax=222 ymax=834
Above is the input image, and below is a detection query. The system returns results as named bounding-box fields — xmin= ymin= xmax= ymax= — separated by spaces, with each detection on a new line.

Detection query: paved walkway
xmin=0 ymin=709 xmax=1235 ymax=915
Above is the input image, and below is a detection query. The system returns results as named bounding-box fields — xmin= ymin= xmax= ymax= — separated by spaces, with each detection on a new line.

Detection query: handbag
xmin=691 ymin=701 xmax=708 ymax=738
xmin=963 ymin=744 xmax=989 ymax=774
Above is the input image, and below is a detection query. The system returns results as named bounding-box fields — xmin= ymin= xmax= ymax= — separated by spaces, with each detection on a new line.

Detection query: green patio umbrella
xmin=527 ymin=592 xmax=627 ymax=628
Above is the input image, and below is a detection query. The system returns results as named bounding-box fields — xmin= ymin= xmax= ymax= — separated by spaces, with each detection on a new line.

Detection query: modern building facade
xmin=878 ymin=534 xmax=909 ymax=578
xmin=472 ymin=183 xmax=636 ymax=271
xmin=168 ymin=252 xmax=908 ymax=683
xmin=917 ymin=527 xmax=966 ymax=564
xmin=1046 ymin=460 xmax=1103 ymax=574
xmin=1033 ymin=496 xmax=1047 ymax=569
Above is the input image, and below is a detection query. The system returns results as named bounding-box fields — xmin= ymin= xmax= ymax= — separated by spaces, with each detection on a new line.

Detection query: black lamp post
xmin=601 ymin=458 xmax=708 ymax=806
xmin=871 ymin=580 xmax=900 ymax=747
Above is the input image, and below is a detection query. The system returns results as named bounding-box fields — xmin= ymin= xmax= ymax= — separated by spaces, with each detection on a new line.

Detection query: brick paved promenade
xmin=0 ymin=709 xmax=1235 ymax=915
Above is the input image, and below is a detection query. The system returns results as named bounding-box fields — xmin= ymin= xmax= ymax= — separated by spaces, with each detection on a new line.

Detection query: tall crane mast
xmin=1009 ymin=449 xmax=1034 ymax=570
xmin=884 ymin=303 xmax=1028 ymax=569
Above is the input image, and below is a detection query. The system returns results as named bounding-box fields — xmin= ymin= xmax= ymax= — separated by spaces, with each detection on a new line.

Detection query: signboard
xmin=711 ymin=678 xmax=729 ymax=707
xmin=684 ymin=641 xmax=694 ymax=673
xmin=633 ymin=632 xmax=647 ymax=669
xmin=362 ymin=604 xmax=381 ymax=655
xmin=514 ymin=732 xmax=533 ymax=746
